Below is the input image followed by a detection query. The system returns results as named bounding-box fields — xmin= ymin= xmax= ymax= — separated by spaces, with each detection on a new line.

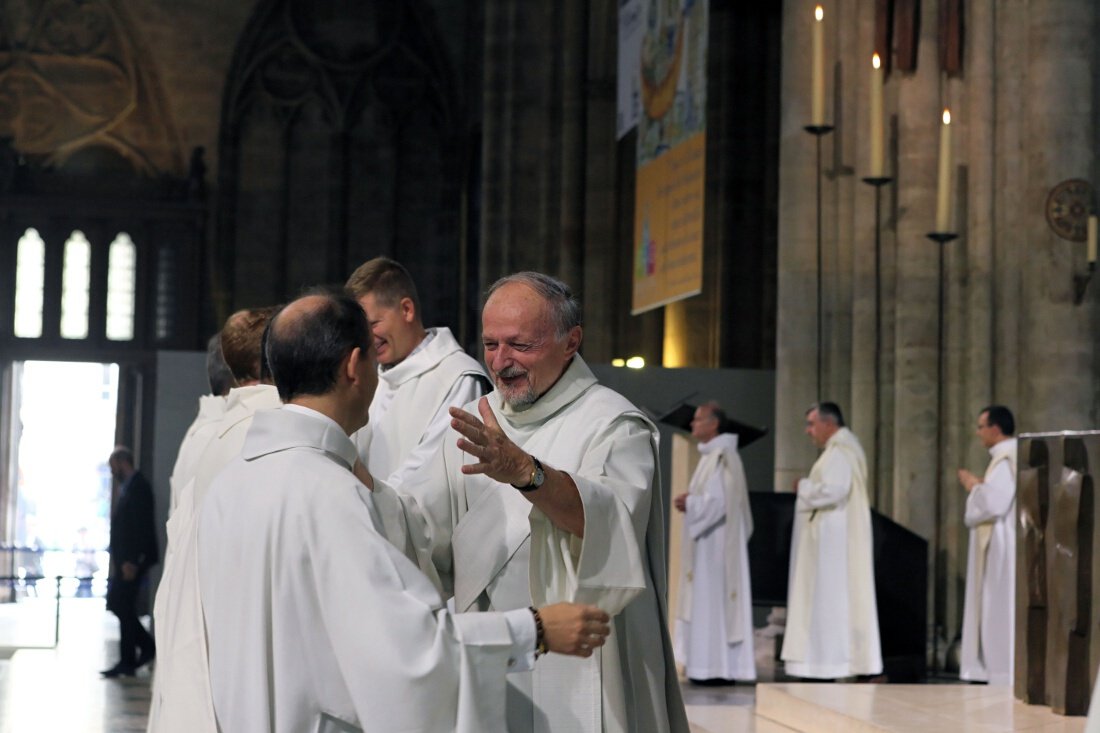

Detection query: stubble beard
xmin=494 ymin=366 xmax=537 ymax=410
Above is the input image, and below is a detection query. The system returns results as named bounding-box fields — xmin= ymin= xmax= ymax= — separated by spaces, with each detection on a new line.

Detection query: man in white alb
xmin=377 ymin=272 xmax=689 ymax=733
xmin=957 ymin=404 xmax=1017 ymax=685
xmin=781 ymin=402 xmax=882 ymax=680
xmin=672 ymin=401 xmax=756 ymax=683
xmin=197 ymin=291 xmax=611 ymax=733
xmin=167 ymin=333 xmax=232 ymax=515
xmin=149 ymin=306 xmax=281 ymax=733
xmin=345 ymin=257 xmax=488 ymax=487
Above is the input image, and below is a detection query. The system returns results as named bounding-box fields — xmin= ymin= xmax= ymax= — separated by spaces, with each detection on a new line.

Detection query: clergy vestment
xmin=781 ymin=427 xmax=882 ymax=679
xmin=168 ymin=394 xmax=225 ymax=515
xmin=960 ymin=438 xmax=1017 ymax=685
xmin=198 ymin=405 xmax=535 ymax=733
xmin=148 ymin=383 xmax=281 ymax=733
xmin=383 ymin=355 xmax=689 ymax=733
xmin=354 ymin=327 xmax=488 ymax=487
xmin=674 ymin=432 xmax=756 ymax=682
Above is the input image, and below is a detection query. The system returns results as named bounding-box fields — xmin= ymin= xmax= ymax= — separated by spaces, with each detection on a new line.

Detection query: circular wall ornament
xmin=1045 ymin=179 xmax=1094 ymax=242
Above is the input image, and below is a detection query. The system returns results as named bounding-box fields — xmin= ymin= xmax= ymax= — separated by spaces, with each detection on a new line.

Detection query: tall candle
xmin=812 ymin=6 xmax=825 ymax=125
xmin=935 ymin=109 xmax=952 ymax=232
xmin=869 ymin=53 xmax=884 ymax=177
xmin=1088 ymin=215 xmax=1097 ymax=264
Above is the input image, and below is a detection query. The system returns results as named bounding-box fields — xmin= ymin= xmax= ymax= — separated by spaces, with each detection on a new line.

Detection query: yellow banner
xmin=632 ymin=0 xmax=707 ymax=315
xmin=633 ymin=131 xmax=705 ymax=313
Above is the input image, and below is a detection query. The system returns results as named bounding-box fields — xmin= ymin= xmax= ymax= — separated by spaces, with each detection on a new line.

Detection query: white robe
xmin=1086 ymin=673 xmax=1100 ymax=733
xmin=960 ymin=438 xmax=1017 ymax=684
xmin=198 ymin=405 xmax=536 ymax=733
xmin=384 ymin=355 xmax=689 ymax=733
xmin=148 ymin=384 xmax=282 ymax=733
xmin=781 ymin=427 xmax=882 ymax=679
xmin=354 ymin=327 xmax=487 ymax=487
xmin=168 ymin=394 xmax=225 ymax=515
xmin=674 ymin=433 xmax=756 ymax=681
xmin=188 ymin=384 xmax=283 ymax=510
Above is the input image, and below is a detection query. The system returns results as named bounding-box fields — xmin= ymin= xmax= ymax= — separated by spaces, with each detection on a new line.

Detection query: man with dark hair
xmin=672 ymin=401 xmax=756 ymax=684
xmin=781 ymin=402 xmax=881 ymax=679
xmin=346 ymin=257 xmax=489 ymax=487
xmin=102 ymin=446 xmax=159 ymax=678
xmin=168 ymin=334 xmax=232 ymax=515
xmin=377 ymin=271 xmax=689 ymax=732
xmin=195 ymin=292 xmax=610 ymax=733
xmin=958 ymin=404 xmax=1017 ymax=684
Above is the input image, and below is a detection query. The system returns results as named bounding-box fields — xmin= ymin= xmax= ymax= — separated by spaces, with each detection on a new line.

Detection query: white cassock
xmin=781 ymin=427 xmax=882 ymax=679
xmin=674 ymin=432 xmax=756 ymax=682
xmin=198 ymin=405 xmax=536 ymax=733
xmin=148 ymin=383 xmax=282 ymax=733
xmin=168 ymin=394 xmax=225 ymax=515
xmin=1086 ymin=673 xmax=1100 ymax=733
xmin=354 ymin=327 xmax=487 ymax=486
xmin=960 ymin=437 xmax=1017 ymax=685
xmin=381 ymin=355 xmax=689 ymax=733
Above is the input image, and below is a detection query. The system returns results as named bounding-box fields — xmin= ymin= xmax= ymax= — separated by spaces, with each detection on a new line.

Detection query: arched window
xmin=106 ymin=233 xmax=137 ymax=341
xmin=14 ymin=228 xmax=46 ymax=338
xmin=60 ymin=231 xmax=92 ymax=339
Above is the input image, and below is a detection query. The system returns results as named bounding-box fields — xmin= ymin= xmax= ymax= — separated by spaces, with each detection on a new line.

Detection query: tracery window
xmin=106 ymin=233 xmax=137 ymax=341
xmin=60 ymin=231 xmax=92 ymax=339
xmin=13 ymin=228 xmax=46 ymax=339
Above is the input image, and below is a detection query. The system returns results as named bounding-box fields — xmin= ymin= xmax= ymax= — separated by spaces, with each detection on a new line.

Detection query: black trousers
xmin=106 ymin=576 xmax=154 ymax=667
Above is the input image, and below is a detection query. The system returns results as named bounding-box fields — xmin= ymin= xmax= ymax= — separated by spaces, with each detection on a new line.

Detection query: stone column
xmin=1020 ymin=0 xmax=1095 ymax=431
xmin=774 ymin=1 xmax=829 ymax=492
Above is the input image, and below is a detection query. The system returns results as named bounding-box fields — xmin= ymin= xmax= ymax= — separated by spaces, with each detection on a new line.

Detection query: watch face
xmin=1046 ymin=179 xmax=1094 ymax=242
xmin=532 ymin=462 xmax=545 ymax=487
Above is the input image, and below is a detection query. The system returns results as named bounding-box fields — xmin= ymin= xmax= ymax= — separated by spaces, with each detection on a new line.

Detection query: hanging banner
xmin=632 ymin=0 xmax=707 ymax=315
xmin=617 ymin=0 xmax=643 ymax=139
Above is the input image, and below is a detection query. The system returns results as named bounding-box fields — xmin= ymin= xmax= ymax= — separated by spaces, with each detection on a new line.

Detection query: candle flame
xmin=815 ymin=5 xmax=823 ymax=21
xmin=872 ymin=52 xmax=881 ymax=69
xmin=943 ymin=109 xmax=951 ymax=125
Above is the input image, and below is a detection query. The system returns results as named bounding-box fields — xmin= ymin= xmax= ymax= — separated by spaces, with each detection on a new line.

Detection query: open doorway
xmin=4 ymin=361 xmax=119 ymax=601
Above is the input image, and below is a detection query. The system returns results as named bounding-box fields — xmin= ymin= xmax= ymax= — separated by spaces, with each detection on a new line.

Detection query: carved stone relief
xmin=0 ymin=0 xmax=182 ymax=176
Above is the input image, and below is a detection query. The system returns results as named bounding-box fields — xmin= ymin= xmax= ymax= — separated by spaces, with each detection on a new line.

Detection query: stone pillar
xmin=774 ymin=0 xmax=828 ymax=492
xmin=1019 ymin=0 xmax=1096 ymax=432
xmin=889 ymin=0 xmax=940 ymax=550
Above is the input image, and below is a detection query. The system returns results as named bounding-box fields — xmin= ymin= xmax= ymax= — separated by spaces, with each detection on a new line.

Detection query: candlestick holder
xmin=925 ymin=230 xmax=957 ymax=675
xmin=805 ymin=124 xmax=835 ymax=399
xmin=862 ymin=176 xmax=893 ymax=511
xmin=1073 ymin=261 xmax=1095 ymax=305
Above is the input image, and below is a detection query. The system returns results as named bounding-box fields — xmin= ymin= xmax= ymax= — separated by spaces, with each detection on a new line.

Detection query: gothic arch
xmin=215 ymin=0 xmax=468 ymax=335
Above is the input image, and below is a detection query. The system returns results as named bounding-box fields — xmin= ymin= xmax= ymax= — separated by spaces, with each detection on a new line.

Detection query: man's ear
xmin=344 ymin=347 xmax=363 ymax=384
xmin=399 ymin=296 xmax=417 ymax=325
xmin=563 ymin=325 xmax=582 ymax=358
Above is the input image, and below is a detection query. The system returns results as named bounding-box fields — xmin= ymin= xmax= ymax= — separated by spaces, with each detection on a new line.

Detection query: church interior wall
xmin=775 ymin=0 xmax=1100 ymax=649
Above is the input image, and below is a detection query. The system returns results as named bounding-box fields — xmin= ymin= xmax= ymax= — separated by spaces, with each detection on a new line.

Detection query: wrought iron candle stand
xmin=862 ymin=175 xmax=893 ymax=510
xmin=926 ymin=229 xmax=958 ymax=675
xmin=805 ymin=124 xmax=835 ymax=399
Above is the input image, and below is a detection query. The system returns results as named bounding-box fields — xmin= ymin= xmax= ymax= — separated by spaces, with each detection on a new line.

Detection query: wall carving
xmin=0 ymin=0 xmax=183 ymax=177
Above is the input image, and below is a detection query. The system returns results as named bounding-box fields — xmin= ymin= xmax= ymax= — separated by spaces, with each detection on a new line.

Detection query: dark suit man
xmin=102 ymin=446 xmax=159 ymax=677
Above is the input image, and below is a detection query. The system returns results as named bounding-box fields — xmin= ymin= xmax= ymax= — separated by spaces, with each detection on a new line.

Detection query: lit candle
xmin=1088 ymin=215 xmax=1097 ymax=264
xmin=869 ymin=53 xmax=884 ymax=177
xmin=935 ymin=109 xmax=952 ymax=232
xmin=812 ymin=6 xmax=825 ymax=125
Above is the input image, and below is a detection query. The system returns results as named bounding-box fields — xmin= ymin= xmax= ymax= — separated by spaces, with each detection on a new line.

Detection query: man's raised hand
xmin=449 ymin=397 xmax=532 ymax=485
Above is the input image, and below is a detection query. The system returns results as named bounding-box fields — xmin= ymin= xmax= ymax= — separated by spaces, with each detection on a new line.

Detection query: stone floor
xmin=0 ymin=597 xmax=151 ymax=733
xmin=0 ymin=596 xmax=758 ymax=732
xmin=5 ymin=598 xmax=1075 ymax=733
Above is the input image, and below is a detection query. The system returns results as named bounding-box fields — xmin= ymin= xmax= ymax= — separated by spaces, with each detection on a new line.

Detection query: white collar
xmin=699 ymin=432 xmax=739 ymax=455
